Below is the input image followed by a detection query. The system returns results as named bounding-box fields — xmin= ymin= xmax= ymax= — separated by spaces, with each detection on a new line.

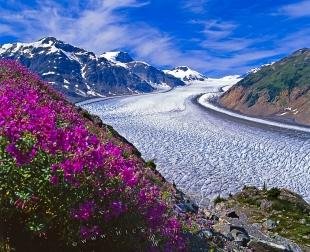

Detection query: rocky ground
xmin=183 ymin=186 xmax=310 ymax=251
xmin=219 ymin=85 xmax=310 ymax=127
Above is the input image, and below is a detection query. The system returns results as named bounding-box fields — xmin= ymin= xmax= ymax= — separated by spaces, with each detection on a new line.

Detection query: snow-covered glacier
xmin=80 ymin=78 xmax=310 ymax=206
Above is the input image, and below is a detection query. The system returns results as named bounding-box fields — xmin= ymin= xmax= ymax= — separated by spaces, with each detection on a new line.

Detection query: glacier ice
xmin=80 ymin=79 xmax=310 ymax=206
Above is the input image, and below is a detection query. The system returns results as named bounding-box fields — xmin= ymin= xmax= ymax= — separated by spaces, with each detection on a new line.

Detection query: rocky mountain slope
xmin=0 ymin=37 xmax=184 ymax=101
xmin=219 ymin=48 xmax=310 ymax=126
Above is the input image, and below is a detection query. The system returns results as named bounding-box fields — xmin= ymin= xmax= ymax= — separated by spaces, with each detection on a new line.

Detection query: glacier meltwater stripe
xmin=198 ymin=93 xmax=310 ymax=134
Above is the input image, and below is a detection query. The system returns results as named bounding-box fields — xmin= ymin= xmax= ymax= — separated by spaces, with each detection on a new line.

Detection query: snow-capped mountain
xmin=246 ymin=62 xmax=275 ymax=75
xmin=0 ymin=37 xmax=184 ymax=101
xmin=99 ymin=52 xmax=184 ymax=89
xmin=100 ymin=51 xmax=134 ymax=64
xmin=164 ymin=66 xmax=208 ymax=83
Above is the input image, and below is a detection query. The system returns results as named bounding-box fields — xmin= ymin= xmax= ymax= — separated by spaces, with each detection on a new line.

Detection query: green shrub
xmin=267 ymin=187 xmax=281 ymax=200
xmin=145 ymin=160 xmax=157 ymax=170
xmin=214 ymin=195 xmax=226 ymax=205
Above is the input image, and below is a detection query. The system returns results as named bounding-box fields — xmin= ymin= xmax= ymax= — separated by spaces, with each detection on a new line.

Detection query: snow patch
xmin=247 ymin=62 xmax=276 ymax=74
xmin=99 ymin=51 xmax=128 ymax=68
xmin=42 ymin=71 xmax=56 ymax=76
xmin=165 ymin=66 xmax=208 ymax=84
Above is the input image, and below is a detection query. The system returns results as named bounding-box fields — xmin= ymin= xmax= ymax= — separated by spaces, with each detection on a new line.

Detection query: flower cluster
xmin=0 ymin=60 xmax=185 ymax=251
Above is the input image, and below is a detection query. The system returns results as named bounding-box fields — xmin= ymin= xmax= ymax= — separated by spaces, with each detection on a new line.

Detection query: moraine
xmin=80 ymin=78 xmax=310 ymax=206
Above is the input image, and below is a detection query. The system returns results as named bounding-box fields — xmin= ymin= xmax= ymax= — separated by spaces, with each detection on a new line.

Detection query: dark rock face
xmin=0 ymin=37 xmax=185 ymax=101
xmin=264 ymin=219 xmax=277 ymax=230
xmin=127 ymin=62 xmax=185 ymax=88
xmin=176 ymin=66 xmax=190 ymax=72
xmin=226 ymin=211 xmax=239 ymax=219
xmin=114 ymin=51 xmax=134 ymax=63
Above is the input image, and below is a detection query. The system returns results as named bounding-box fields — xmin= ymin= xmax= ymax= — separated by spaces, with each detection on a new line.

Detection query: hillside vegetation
xmin=0 ymin=60 xmax=185 ymax=251
xmin=220 ymin=48 xmax=310 ymax=126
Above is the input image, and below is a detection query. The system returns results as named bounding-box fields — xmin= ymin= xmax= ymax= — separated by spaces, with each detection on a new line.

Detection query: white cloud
xmin=193 ymin=19 xmax=255 ymax=55
xmin=278 ymin=1 xmax=310 ymax=18
xmin=200 ymin=20 xmax=236 ymax=39
xmin=0 ymin=0 xmax=309 ymax=76
xmin=182 ymin=0 xmax=209 ymax=13
xmin=278 ymin=28 xmax=310 ymax=51
xmin=0 ymin=0 xmax=215 ymax=72
xmin=0 ymin=24 xmax=15 ymax=35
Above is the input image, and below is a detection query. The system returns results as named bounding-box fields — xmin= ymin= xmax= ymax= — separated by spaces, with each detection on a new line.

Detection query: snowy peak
xmin=164 ymin=66 xmax=208 ymax=83
xmin=37 ymin=37 xmax=83 ymax=53
xmin=0 ymin=37 xmax=87 ymax=58
xmin=100 ymin=51 xmax=133 ymax=63
xmin=99 ymin=51 xmax=184 ymax=89
xmin=0 ymin=38 xmax=185 ymax=101
xmin=38 ymin=36 xmax=59 ymax=45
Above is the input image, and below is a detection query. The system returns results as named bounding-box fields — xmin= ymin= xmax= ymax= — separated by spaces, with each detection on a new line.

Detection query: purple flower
xmin=104 ymin=201 xmax=127 ymax=221
xmin=79 ymin=225 xmax=101 ymax=240
xmin=0 ymin=60 xmax=186 ymax=250
xmin=72 ymin=200 xmax=96 ymax=221
xmin=50 ymin=175 xmax=59 ymax=185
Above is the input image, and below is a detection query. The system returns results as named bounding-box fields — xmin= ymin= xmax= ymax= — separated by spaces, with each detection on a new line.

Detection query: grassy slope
xmin=219 ymin=48 xmax=310 ymax=125
xmin=238 ymin=48 xmax=310 ymax=103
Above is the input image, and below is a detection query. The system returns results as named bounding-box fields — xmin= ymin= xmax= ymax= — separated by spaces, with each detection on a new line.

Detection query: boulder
xmin=260 ymin=199 xmax=273 ymax=210
xmin=199 ymin=229 xmax=214 ymax=239
xmin=174 ymin=203 xmax=188 ymax=213
xmin=203 ymin=209 xmax=212 ymax=219
xmin=229 ymin=226 xmax=250 ymax=247
xmin=211 ymin=214 xmax=219 ymax=222
xmin=226 ymin=210 xmax=239 ymax=219
xmin=248 ymin=240 xmax=291 ymax=252
xmin=264 ymin=219 xmax=277 ymax=230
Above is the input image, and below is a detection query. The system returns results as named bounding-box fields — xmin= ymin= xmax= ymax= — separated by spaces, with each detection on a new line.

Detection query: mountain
xmin=245 ymin=62 xmax=275 ymax=75
xmin=164 ymin=66 xmax=208 ymax=84
xmin=0 ymin=37 xmax=184 ymax=101
xmin=219 ymin=48 xmax=310 ymax=126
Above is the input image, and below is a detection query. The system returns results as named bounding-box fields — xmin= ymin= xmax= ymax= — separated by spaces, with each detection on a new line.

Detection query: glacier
xmin=80 ymin=78 xmax=310 ymax=206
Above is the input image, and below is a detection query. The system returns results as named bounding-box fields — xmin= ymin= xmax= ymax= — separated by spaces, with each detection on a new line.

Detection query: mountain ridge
xmin=219 ymin=48 xmax=310 ymax=126
xmin=0 ymin=37 xmax=185 ymax=101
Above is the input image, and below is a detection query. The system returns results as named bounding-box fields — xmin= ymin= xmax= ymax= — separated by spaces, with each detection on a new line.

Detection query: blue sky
xmin=0 ymin=0 xmax=309 ymax=76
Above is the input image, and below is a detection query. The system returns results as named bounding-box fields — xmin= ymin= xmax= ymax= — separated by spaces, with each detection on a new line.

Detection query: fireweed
xmin=0 ymin=60 xmax=186 ymax=251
